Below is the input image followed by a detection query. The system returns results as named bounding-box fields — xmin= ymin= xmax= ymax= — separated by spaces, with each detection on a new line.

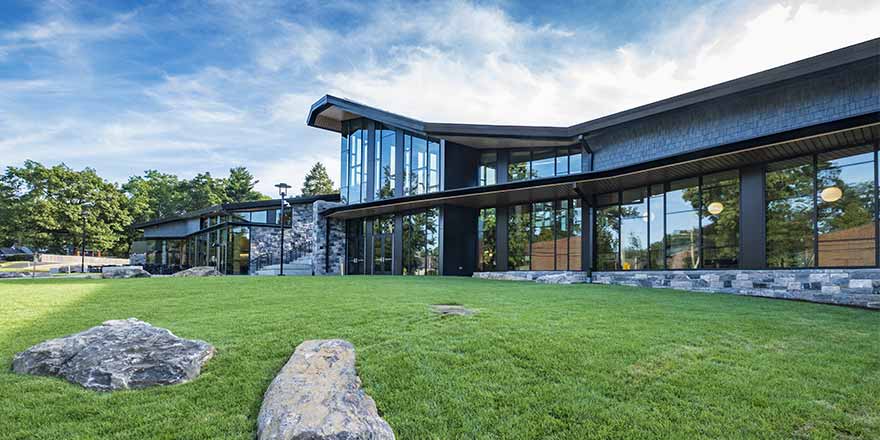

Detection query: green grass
xmin=1 ymin=277 xmax=878 ymax=439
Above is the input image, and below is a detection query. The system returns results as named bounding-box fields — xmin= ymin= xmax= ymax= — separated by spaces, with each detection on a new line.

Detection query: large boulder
xmin=102 ymin=266 xmax=151 ymax=279
xmin=12 ymin=318 xmax=214 ymax=391
xmin=172 ymin=266 xmax=223 ymax=277
xmin=258 ymin=339 xmax=395 ymax=440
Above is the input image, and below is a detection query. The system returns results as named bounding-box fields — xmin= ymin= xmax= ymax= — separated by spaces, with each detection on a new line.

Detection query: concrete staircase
xmin=255 ymin=255 xmax=313 ymax=276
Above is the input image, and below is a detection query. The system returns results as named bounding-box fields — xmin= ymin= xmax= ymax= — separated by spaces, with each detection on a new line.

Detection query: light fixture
xmin=820 ymin=186 xmax=842 ymax=202
xmin=707 ymin=202 xmax=724 ymax=215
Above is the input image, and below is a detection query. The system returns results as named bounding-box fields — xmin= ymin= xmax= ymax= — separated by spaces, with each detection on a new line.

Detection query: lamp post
xmin=275 ymin=183 xmax=291 ymax=276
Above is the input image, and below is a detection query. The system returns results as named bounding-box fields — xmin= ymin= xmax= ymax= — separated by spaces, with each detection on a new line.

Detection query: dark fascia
xmin=307 ymin=38 xmax=879 ymax=140
xmin=132 ymin=193 xmax=341 ymax=229
xmin=322 ymin=112 xmax=880 ymax=218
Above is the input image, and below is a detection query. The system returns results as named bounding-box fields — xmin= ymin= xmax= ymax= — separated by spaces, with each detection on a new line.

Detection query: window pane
xmin=251 ymin=210 xmax=267 ymax=223
xmin=766 ymin=157 xmax=815 ymax=268
xmin=404 ymin=135 xmax=413 ymax=195
xmin=569 ymin=199 xmax=582 ymax=270
xmin=479 ymin=152 xmax=497 ymax=186
xmin=666 ymin=177 xmax=700 ymax=213
xmin=477 ymin=208 xmax=496 ymax=271
xmin=509 ymin=151 xmax=531 ymax=181
xmin=621 ymin=188 xmax=648 ymax=270
xmin=595 ymin=205 xmax=619 ymax=270
xmin=531 ymin=201 xmax=555 ymax=270
xmin=555 ymin=148 xmax=569 ymax=176
xmin=376 ymin=128 xmax=396 ymax=199
xmin=412 ymin=136 xmax=428 ymax=195
xmin=426 ymin=208 xmax=440 ymax=275
xmin=702 ymin=171 xmax=739 ymax=268
xmin=532 ymin=149 xmax=555 ymax=179
xmin=666 ymin=211 xmax=699 ymax=269
xmin=817 ymin=146 xmax=875 ymax=267
xmin=508 ymin=204 xmax=531 ymax=270
xmin=648 ymin=187 xmax=664 ymax=269
xmin=340 ymin=133 xmax=348 ymax=204
xmin=556 ymin=200 xmax=569 ymax=270
xmin=569 ymin=147 xmax=582 ymax=174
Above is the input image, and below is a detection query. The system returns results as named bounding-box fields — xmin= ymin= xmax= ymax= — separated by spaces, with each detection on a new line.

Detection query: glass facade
xmin=403 ymin=208 xmax=440 ymax=275
xmin=508 ymin=199 xmax=583 ymax=271
xmin=766 ymin=145 xmax=877 ymax=268
xmin=478 ymin=152 xmax=497 ymax=186
xmin=404 ymin=135 xmax=441 ymax=196
xmin=503 ymin=147 xmax=583 ymax=184
xmin=477 ymin=208 xmax=496 ymax=271
xmin=375 ymin=127 xmax=396 ymax=200
xmin=595 ymin=171 xmax=740 ymax=271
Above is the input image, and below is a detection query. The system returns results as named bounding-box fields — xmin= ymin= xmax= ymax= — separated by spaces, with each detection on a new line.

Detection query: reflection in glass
xmin=532 ymin=149 xmax=555 ymax=179
xmin=479 ymin=152 xmax=497 ymax=186
xmin=595 ymin=204 xmax=620 ymax=270
xmin=620 ymin=188 xmax=648 ymax=270
xmin=531 ymin=202 xmax=555 ymax=270
xmin=817 ymin=147 xmax=875 ymax=266
xmin=509 ymin=151 xmax=531 ymax=181
xmin=375 ymin=128 xmax=396 ymax=199
xmin=477 ymin=208 xmax=496 ymax=271
xmin=508 ymin=204 xmax=531 ymax=270
xmin=701 ymin=171 xmax=739 ymax=268
xmin=569 ymin=199 xmax=582 ymax=270
xmin=556 ymin=200 xmax=570 ymax=270
xmin=665 ymin=178 xmax=700 ymax=269
xmin=372 ymin=215 xmax=393 ymax=274
xmin=766 ymin=157 xmax=815 ymax=267
xmin=648 ymin=184 xmax=664 ymax=269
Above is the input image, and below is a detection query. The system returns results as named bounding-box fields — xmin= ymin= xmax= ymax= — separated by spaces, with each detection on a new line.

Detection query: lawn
xmin=1 ymin=277 xmax=878 ymax=439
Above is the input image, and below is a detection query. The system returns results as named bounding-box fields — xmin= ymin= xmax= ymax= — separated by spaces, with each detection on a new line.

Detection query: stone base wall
xmin=473 ymin=271 xmax=589 ymax=284
xmin=312 ymin=201 xmax=345 ymax=275
xmin=593 ymin=270 xmax=880 ymax=309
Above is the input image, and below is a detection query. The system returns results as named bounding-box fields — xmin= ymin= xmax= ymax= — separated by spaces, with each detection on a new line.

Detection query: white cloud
xmin=3 ymin=0 xmax=879 ymax=199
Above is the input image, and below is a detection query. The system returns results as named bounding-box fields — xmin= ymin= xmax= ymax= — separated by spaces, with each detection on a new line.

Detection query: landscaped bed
xmin=1 ymin=276 xmax=878 ymax=439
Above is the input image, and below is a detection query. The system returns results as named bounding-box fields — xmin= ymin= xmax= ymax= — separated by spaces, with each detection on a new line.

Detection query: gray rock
xmin=12 ymin=318 xmax=214 ymax=391
xmin=535 ymin=272 xmax=589 ymax=284
xmin=431 ymin=304 xmax=476 ymax=316
xmin=0 ymin=272 xmax=27 ymax=278
xmin=257 ymin=339 xmax=395 ymax=440
xmin=172 ymin=266 xmax=224 ymax=277
xmin=101 ymin=266 xmax=151 ymax=279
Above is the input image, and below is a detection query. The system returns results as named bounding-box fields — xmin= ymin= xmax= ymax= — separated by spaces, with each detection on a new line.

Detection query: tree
xmin=301 ymin=162 xmax=335 ymax=196
xmin=225 ymin=166 xmax=268 ymax=202
xmin=1 ymin=161 xmax=132 ymax=256
xmin=178 ymin=172 xmax=229 ymax=212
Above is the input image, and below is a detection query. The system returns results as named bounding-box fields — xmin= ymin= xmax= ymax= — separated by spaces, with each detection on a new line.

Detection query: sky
xmin=1 ymin=0 xmax=878 ymax=197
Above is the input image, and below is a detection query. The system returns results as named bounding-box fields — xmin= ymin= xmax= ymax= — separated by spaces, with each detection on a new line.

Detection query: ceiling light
xmin=820 ymin=186 xmax=842 ymax=202
xmin=707 ymin=202 xmax=724 ymax=215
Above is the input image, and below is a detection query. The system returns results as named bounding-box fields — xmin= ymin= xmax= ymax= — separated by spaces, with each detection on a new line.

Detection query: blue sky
xmin=1 ymin=0 xmax=878 ymax=196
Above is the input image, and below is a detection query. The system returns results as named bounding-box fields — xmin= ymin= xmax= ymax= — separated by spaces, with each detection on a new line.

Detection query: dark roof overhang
xmin=323 ymin=113 xmax=880 ymax=219
xmin=307 ymin=38 xmax=879 ymax=149
xmin=133 ymin=193 xmax=340 ymax=229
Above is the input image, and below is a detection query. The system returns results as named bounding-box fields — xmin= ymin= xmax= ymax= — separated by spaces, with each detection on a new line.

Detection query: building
xmin=302 ymin=38 xmax=880 ymax=307
xmin=132 ymin=195 xmax=341 ymax=275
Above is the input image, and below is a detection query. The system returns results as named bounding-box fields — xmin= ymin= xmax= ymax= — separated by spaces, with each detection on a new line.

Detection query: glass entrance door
xmin=346 ymin=219 xmax=366 ymax=274
xmin=372 ymin=233 xmax=393 ymax=274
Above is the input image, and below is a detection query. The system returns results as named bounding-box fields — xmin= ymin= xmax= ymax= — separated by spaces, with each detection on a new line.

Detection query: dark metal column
xmin=392 ymin=214 xmax=403 ymax=275
xmin=739 ymin=164 xmax=766 ymax=269
xmin=496 ymin=206 xmax=509 ymax=271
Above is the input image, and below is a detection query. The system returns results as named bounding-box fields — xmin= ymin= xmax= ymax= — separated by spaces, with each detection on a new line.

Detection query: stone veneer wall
xmin=593 ymin=270 xmax=880 ymax=309
xmin=312 ymin=200 xmax=345 ymax=275
xmin=249 ymin=203 xmax=316 ymax=274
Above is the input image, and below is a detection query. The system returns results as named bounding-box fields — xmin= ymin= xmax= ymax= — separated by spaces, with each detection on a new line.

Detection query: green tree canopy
xmin=301 ymin=162 xmax=336 ymax=196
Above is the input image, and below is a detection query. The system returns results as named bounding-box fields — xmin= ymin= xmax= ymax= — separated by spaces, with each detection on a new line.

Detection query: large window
xmin=503 ymin=147 xmax=583 ymax=184
xmin=403 ymin=208 xmax=440 ymax=275
xmin=507 ymin=199 xmax=583 ymax=271
xmin=478 ymin=152 xmax=497 ymax=186
xmin=372 ymin=215 xmax=393 ymax=274
xmin=477 ymin=208 xmax=496 ymax=271
xmin=404 ymin=134 xmax=441 ymax=196
xmin=340 ymin=121 xmax=368 ymax=204
xmin=595 ymin=171 xmax=740 ymax=271
xmin=228 ymin=227 xmax=249 ymax=275
xmin=375 ymin=127 xmax=396 ymax=200
xmin=767 ymin=145 xmax=877 ymax=268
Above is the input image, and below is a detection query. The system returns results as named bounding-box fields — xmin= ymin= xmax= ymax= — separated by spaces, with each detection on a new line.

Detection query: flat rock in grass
xmin=431 ymin=304 xmax=476 ymax=316
xmin=257 ymin=339 xmax=395 ymax=440
xmin=11 ymin=318 xmax=214 ymax=391
xmin=172 ymin=266 xmax=224 ymax=277
xmin=101 ymin=266 xmax=151 ymax=279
